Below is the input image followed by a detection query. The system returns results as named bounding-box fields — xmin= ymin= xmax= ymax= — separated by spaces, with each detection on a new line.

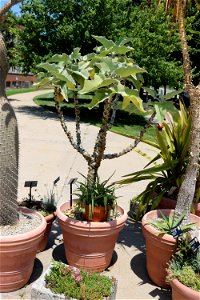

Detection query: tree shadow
xmin=45 ymin=220 xmax=63 ymax=251
xmin=28 ymin=258 xmax=43 ymax=284
xmin=130 ymin=253 xmax=172 ymax=300
xmin=117 ymin=216 xmax=146 ymax=253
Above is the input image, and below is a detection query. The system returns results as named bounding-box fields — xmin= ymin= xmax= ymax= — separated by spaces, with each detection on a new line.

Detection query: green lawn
xmin=6 ymin=87 xmax=51 ymax=96
xmin=34 ymin=92 xmax=156 ymax=143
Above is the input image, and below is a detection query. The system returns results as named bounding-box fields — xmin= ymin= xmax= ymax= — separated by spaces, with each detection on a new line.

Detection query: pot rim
xmin=0 ymin=207 xmax=47 ymax=241
xmin=170 ymin=277 xmax=200 ymax=297
xmin=142 ymin=209 xmax=200 ymax=242
xmin=56 ymin=201 xmax=128 ymax=228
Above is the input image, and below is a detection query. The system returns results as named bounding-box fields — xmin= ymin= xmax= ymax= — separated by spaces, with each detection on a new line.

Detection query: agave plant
xmin=117 ymin=101 xmax=191 ymax=219
xmin=36 ymin=36 xmax=157 ymax=219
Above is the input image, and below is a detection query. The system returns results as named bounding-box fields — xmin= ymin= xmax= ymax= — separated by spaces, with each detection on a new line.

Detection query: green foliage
xmin=36 ymin=35 xmax=146 ymax=111
xmin=74 ymin=174 xmax=117 ymax=221
xmin=150 ymin=210 xmax=196 ymax=234
xmin=19 ymin=182 xmax=58 ymax=216
xmin=117 ymin=101 xmax=191 ymax=219
xmin=167 ymin=243 xmax=200 ymax=291
xmin=45 ymin=261 xmax=115 ymax=300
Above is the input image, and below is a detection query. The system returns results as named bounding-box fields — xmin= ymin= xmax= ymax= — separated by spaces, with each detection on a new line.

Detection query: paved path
xmin=1 ymin=90 xmax=171 ymax=300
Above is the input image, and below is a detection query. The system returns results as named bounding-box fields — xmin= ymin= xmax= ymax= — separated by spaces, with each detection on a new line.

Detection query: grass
xmin=6 ymin=87 xmax=51 ymax=96
xmin=34 ymin=92 xmax=156 ymax=142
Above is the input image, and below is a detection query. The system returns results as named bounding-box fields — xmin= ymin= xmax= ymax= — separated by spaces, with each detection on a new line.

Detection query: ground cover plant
xmin=45 ymin=261 xmax=116 ymax=300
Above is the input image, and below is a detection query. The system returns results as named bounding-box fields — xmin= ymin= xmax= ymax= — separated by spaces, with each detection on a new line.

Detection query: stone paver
xmin=0 ymin=90 xmax=171 ymax=300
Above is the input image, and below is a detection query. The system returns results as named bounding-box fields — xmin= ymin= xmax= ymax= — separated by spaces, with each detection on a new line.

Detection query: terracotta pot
xmin=170 ymin=278 xmax=200 ymax=300
xmin=0 ymin=207 xmax=46 ymax=292
xmin=141 ymin=209 xmax=200 ymax=288
xmin=84 ymin=205 xmax=108 ymax=222
xmin=157 ymin=195 xmax=200 ymax=217
xmin=194 ymin=203 xmax=200 ymax=217
xmin=38 ymin=212 xmax=56 ymax=252
xmin=56 ymin=201 xmax=127 ymax=272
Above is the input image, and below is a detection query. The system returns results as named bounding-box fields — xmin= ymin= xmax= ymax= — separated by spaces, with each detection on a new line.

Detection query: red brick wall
xmin=6 ymin=73 xmax=36 ymax=88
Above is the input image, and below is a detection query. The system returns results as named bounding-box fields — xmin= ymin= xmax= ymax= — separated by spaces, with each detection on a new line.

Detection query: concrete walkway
xmin=1 ymin=90 xmax=172 ymax=300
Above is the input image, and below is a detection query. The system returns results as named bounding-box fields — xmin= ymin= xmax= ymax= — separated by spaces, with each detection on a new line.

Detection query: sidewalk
xmin=1 ymin=90 xmax=172 ymax=300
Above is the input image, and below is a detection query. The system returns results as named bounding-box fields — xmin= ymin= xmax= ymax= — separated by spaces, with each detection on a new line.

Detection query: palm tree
xmin=0 ymin=0 xmax=22 ymax=225
xmin=158 ymin=0 xmax=200 ymax=220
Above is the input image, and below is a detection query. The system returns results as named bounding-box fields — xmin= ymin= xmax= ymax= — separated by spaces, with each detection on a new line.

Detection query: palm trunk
xmin=174 ymin=1 xmax=200 ymax=221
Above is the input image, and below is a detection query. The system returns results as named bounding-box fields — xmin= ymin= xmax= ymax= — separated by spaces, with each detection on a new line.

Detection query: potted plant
xmin=31 ymin=260 xmax=117 ymax=300
xmin=19 ymin=179 xmax=59 ymax=252
xmin=141 ymin=209 xmax=200 ymax=288
xmin=0 ymin=1 xmax=46 ymax=292
xmin=36 ymin=35 xmax=154 ymax=272
xmin=166 ymin=235 xmax=200 ymax=300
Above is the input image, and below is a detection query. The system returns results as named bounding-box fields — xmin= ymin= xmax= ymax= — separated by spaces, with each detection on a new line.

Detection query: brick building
xmin=6 ymin=67 xmax=36 ymax=89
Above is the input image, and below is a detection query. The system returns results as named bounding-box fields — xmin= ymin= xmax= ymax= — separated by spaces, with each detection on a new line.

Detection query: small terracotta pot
xmin=170 ymin=278 xmax=200 ymax=300
xmin=56 ymin=201 xmax=127 ymax=272
xmin=38 ymin=212 xmax=56 ymax=252
xmin=84 ymin=205 xmax=108 ymax=222
xmin=142 ymin=209 xmax=200 ymax=288
xmin=0 ymin=207 xmax=46 ymax=292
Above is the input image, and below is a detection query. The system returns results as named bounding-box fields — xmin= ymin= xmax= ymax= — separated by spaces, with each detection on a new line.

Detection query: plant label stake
xmin=68 ymin=178 xmax=77 ymax=208
xmin=171 ymin=226 xmax=183 ymax=239
xmin=24 ymin=181 xmax=38 ymax=203
xmin=189 ymin=237 xmax=200 ymax=254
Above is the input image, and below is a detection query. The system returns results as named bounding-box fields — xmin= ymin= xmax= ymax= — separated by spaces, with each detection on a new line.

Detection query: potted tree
xmin=117 ymin=0 xmax=200 ymax=288
xmin=0 ymin=1 xmax=46 ymax=292
xmin=36 ymin=35 xmax=154 ymax=272
xmin=140 ymin=0 xmax=200 ymax=288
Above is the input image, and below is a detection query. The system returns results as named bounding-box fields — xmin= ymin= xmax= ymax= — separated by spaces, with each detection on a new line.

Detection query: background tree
xmin=15 ymin=0 xmax=185 ymax=91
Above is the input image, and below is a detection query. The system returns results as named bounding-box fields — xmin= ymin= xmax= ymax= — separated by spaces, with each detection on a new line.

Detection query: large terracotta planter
xmin=56 ymin=201 xmax=127 ymax=272
xmin=157 ymin=195 xmax=200 ymax=217
xmin=170 ymin=278 xmax=200 ymax=300
xmin=141 ymin=209 xmax=200 ymax=288
xmin=0 ymin=207 xmax=46 ymax=292
xmin=38 ymin=212 xmax=56 ymax=252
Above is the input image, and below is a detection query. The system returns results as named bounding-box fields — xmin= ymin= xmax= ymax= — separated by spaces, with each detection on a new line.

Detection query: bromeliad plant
xmin=117 ymin=101 xmax=191 ymax=219
xmin=36 ymin=36 xmax=154 ymax=220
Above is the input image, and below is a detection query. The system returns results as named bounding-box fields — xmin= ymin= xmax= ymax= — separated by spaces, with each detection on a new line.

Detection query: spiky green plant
xmin=117 ymin=101 xmax=191 ymax=219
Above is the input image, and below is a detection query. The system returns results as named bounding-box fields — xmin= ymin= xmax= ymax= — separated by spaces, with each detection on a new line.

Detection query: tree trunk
xmin=0 ymin=14 xmax=19 ymax=224
xmin=174 ymin=1 xmax=200 ymax=221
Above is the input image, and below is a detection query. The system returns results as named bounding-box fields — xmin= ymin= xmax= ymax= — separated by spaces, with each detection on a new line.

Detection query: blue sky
xmin=1 ymin=1 xmax=21 ymax=15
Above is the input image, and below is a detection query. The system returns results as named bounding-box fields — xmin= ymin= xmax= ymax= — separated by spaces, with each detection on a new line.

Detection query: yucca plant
xmin=36 ymin=36 xmax=156 ymax=220
xmin=117 ymin=101 xmax=191 ymax=219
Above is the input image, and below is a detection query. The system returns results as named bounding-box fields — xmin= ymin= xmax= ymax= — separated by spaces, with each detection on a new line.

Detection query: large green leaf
xmin=48 ymin=53 xmax=69 ymax=63
xmin=38 ymin=63 xmax=71 ymax=82
xmin=79 ymin=74 xmax=103 ymax=94
xmin=115 ymin=66 xmax=146 ymax=78
xmin=163 ymin=89 xmax=183 ymax=100
xmin=88 ymin=92 xmax=109 ymax=109
xmin=33 ymin=76 xmax=51 ymax=87
xmin=70 ymin=48 xmax=81 ymax=61
xmin=92 ymin=35 xmax=114 ymax=49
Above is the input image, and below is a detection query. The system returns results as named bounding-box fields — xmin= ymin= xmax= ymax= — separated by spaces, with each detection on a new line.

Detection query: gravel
xmin=0 ymin=212 xmax=42 ymax=236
